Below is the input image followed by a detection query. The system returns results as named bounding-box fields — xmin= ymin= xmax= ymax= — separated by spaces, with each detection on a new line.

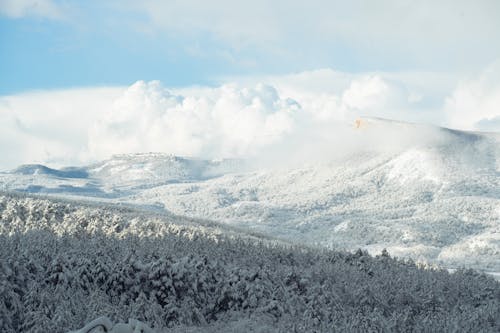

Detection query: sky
xmin=0 ymin=0 xmax=500 ymax=169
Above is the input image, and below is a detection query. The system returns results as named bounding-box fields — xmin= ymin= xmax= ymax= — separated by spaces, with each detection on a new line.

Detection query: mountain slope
xmin=1 ymin=193 xmax=499 ymax=332
xmin=1 ymin=119 xmax=499 ymax=272
xmin=124 ymin=122 xmax=500 ymax=271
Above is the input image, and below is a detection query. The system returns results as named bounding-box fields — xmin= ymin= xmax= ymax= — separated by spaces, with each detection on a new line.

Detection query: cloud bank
xmin=0 ymin=65 xmax=499 ymax=170
xmin=0 ymin=87 xmax=123 ymax=169
xmin=89 ymin=81 xmax=299 ymax=160
xmin=88 ymin=73 xmax=440 ymax=165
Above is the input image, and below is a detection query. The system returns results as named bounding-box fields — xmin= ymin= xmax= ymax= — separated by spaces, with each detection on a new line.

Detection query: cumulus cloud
xmin=0 ymin=87 xmax=123 ymax=169
xmin=0 ymin=0 xmax=65 ymax=19
xmin=81 ymin=75 xmax=455 ymax=166
xmin=445 ymin=60 xmax=500 ymax=131
xmin=1 ymin=76 xmax=407 ymax=170
xmin=233 ymin=68 xmax=458 ymax=125
xmin=340 ymin=75 xmax=412 ymax=115
xmin=1 ymin=63 xmax=499 ymax=170
xmin=88 ymin=81 xmax=300 ymax=160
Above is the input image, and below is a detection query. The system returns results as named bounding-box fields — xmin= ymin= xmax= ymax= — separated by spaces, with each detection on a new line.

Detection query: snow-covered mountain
xmin=1 ymin=118 xmax=499 ymax=272
xmin=1 ymin=153 xmax=244 ymax=198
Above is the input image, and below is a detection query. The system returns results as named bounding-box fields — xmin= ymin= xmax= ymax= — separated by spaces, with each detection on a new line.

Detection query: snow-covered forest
xmin=2 ymin=121 xmax=499 ymax=274
xmin=3 ymin=1 xmax=500 ymax=331
xmin=1 ymin=193 xmax=499 ymax=332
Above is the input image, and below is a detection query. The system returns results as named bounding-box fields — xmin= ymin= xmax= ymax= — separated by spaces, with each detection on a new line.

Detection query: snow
xmin=0 ymin=192 xmax=498 ymax=332
xmin=68 ymin=317 xmax=155 ymax=333
xmin=1 ymin=119 xmax=499 ymax=273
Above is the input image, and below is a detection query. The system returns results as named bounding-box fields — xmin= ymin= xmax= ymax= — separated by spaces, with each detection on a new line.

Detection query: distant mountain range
xmin=1 ymin=118 xmax=499 ymax=273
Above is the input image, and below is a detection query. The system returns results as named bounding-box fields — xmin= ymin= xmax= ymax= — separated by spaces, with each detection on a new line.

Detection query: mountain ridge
xmin=1 ymin=119 xmax=499 ymax=272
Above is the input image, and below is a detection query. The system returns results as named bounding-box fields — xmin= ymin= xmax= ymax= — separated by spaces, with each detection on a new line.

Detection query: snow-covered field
xmin=1 ymin=119 xmax=498 ymax=274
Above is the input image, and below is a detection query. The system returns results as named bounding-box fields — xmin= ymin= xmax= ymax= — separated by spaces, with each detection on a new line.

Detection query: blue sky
xmin=2 ymin=0 xmax=499 ymax=94
xmin=0 ymin=4 xmax=225 ymax=93
xmin=0 ymin=0 xmax=499 ymax=168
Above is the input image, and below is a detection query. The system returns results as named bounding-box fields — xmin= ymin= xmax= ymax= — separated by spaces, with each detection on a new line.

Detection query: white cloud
xmin=87 ymin=78 xmax=451 ymax=169
xmin=88 ymin=81 xmax=299 ymax=160
xmin=475 ymin=117 xmax=500 ymax=132
xmin=0 ymin=0 xmax=65 ymax=19
xmin=445 ymin=60 xmax=500 ymax=131
xmin=1 ymin=63 xmax=499 ymax=170
xmin=0 ymin=87 xmax=124 ymax=169
xmin=2 ymin=1 xmax=498 ymax=80
xmin=120 ymin=0 xmax=500 ymax=71
xmin=0 ymin=77 xmax=435 ymax=170
xmin=342 ymin=76 xmax=397 ymax=110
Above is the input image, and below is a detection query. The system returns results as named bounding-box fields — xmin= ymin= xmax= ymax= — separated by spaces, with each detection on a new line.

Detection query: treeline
xmin=0 ymin=193 xmax=499 ymax=332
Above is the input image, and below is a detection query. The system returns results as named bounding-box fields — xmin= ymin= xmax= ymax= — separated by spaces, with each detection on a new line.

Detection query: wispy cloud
xmin=2 ymin=1 xmax=499 ymax=94
xmin=119 ymin=0 xmax=500 ymax=72
xmin=0 ymin=0 xmax=65 ymax=19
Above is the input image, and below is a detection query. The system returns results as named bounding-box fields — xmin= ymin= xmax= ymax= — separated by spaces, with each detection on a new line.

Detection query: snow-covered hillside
xmin=1 ymin=153 xmax=243 ymax=197
xmin=1 ymin=119 xmax=499 ymax=272
xmin=1 ymin=193 xmax=499 ymax=332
